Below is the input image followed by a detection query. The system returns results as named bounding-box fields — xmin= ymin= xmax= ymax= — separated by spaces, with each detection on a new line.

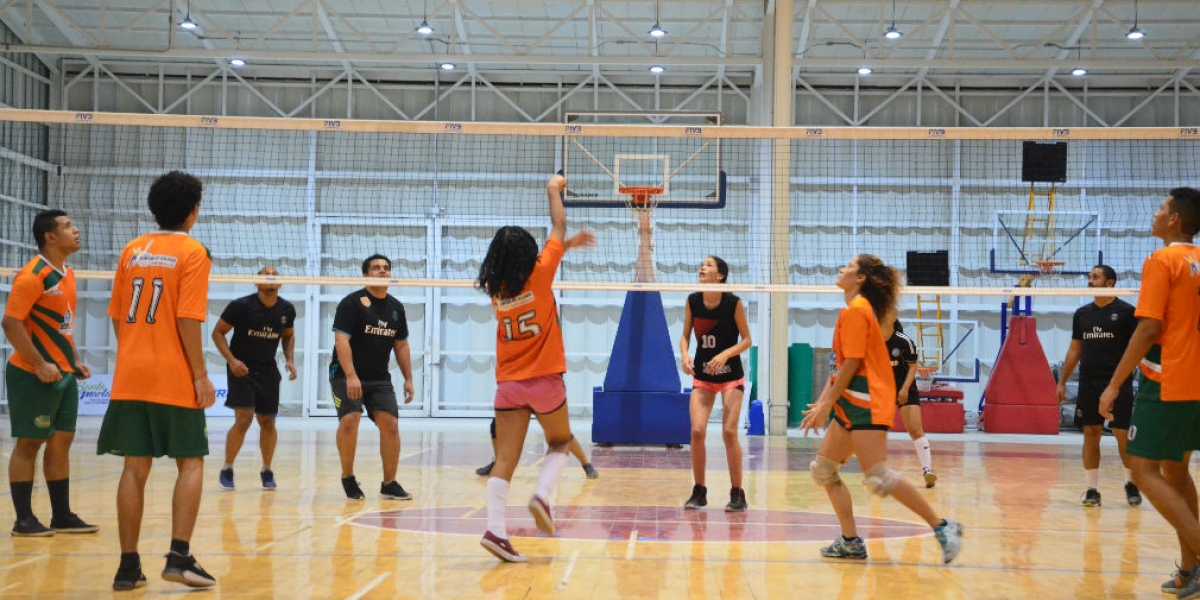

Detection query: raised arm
xmin=547 ymin=173 xmax=567 ymax=242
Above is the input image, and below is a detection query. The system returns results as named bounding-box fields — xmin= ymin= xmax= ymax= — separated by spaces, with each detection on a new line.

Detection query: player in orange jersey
xmin=475 ymin=173 xmax=594 ymax=563
xmin=1099 ymin=187 xmax=1200 ymax=597
xmin=800 ymin=254 xmax=962 ymax=564
xmin=2 ymin=209 xmax=97 ymax=538
xmin=96 ymin=171 xmax=217 ymax=591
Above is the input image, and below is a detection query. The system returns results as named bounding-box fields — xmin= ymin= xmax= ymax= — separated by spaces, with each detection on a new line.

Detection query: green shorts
xmin=1127 ymin=376 xmax=1200 ymax=462
xmin=828 ymin=395 xmax=892 ymax=432
xmin=5 ymin=363 xmax=78 ymax=439
xmin=96 ymin=400 xmax=209 ymax=459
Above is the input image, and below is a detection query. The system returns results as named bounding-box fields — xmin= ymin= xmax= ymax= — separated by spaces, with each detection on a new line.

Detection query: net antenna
xmin=622 ymin=186 xmax=663 ymax=283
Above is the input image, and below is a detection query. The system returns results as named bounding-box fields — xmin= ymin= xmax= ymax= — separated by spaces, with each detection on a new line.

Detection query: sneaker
xmin=475 ymin=461 xmax=494 ymax=477
xmin=11 ymin=517 xmax=54 ymax=537
xmin=527 ymin=495 xmax=555 ymax=535
xmin=1179 ymin=571 xmax=1200 ymax=600
xmin=341 ymin=476 xmax=365 ymax=501
xmin=161 ymin=552 xmax=216 ymax=588
xmin=684 ymin=484 xmax=708 ymax=510
xmin=480 ymin=530 xmax=527 ymax=563
xmin=261 ymin=469 xmax=277 ymax=490
xmin=112 ymin=567 xmax=147 ymax=591
xmin=1081 ymin=488 xmax=1101 ymax=507
xmin=1164 ymin=564 xmax=1196 ymax=595
xmin=50 ymin=513 xmax=99 ymax=534
xmin=218 ymin=467 xmax=234 ymax=490
xmin=923 ymin=468 xmax=938 ymax=489
xmin=725 ymin=487 xmax=748 ymax=512
xmin=1125 ymin=481 xmax=1142 ymax=507
xmin=582 ymin=463 xmax=599 ymax=479
xmin=820 ymin=536 xmax=868 ymax=559
xmin=934 ymin=519 xmax=965 ymax=564
xmin=380 ymin=480 xmax=412 ymax=500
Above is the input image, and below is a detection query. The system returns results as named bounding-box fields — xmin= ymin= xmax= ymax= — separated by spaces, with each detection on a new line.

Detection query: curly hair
xmin=476 ymin=226 xmax=539 ymax=298
xmin=856 ymin=254 xmax=900 ymax=321
xmin=148 ymin=170 xmax=203 ymax=230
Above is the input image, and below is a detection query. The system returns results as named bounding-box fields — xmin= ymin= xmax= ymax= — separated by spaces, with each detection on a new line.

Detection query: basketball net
xmin=621 ymin=187 xmax=662 ymax=284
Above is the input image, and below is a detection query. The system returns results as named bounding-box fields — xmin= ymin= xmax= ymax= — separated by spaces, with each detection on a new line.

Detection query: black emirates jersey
xmin=886 ymin=331 xmax=919 ymax=403
xmin=220 ymin=294 xmax=296 ymax=368
xmin=1072 ymin=298 xmax=1136 ymax=381
xmin=330 ymin=289 xmax=408 ymax=381
xmin=688 ymin=292 xmax=744 ymax=383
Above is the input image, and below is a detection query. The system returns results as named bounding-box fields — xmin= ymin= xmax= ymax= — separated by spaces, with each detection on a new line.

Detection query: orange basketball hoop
xmin=1033 ymin=260 xmax=1063 ymax=275
xmin=619 ymin=186 xmax=663 ymax=214
xmin=915 ymin=366 xmax=938 ymax=392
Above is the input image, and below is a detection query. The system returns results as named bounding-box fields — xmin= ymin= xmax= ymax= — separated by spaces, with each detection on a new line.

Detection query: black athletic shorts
xmin=331 ymin=378 xmax=399 ymax=420
xmin=1076 ymin=377 xmax=1134 ymax=430
xmin=225 ymin=365 xmax=282 ymax=415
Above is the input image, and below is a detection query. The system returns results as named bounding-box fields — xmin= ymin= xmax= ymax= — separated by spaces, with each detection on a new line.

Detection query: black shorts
xmin=225 ymin=365 xmax=282 ymax=415
xmin=331 ymin=378 xmax=399 ymax=420
xmin=898 ymin=388 xmax=920 ymax=408
xmin=1077 ymin=378 xmax=1134 ymax=429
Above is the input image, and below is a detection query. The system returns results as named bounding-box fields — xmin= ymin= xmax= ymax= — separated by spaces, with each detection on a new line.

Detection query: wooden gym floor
xmin=0 ymin=416 xmax=1187 ymax=599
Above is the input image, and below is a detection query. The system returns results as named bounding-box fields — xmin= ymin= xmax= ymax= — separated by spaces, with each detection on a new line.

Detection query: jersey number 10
xmin=126 ymin=277 xmax=164 ymax=324
xmin=700 ymin=334 xmax=717 ymax=349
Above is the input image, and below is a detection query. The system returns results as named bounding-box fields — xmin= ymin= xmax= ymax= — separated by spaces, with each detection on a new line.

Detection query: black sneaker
xmin=112 ymin=567 xmax=147 ymax=591
xmin=582 ymin=463 xmax=599 ymax=479
xmin=1125 ymin=481 xmax=1142 ymax=507
xmin=1082 ymin=488 xmax=1101 ymax=507
xmin=475 ymin=461 xmax=495 ymax=477
xmin=725 ymin=487 xmax=748 ymax=512
xmin=380 ymin=480 xmax=412 ymax=500
xmin=50 ymin=513 xmax=99 ymax=534
xmin=11 ymin=516 xmax=54 ymax=537
xmin=341 ymin=476 xmax=365 ymax=501
xmin=218 ymin=467 xmax=234 ymax=490
xmin=261 ymin=469 xmax=277 ymax=490
xmin=684 ymin=484 xmax=707 ymax=510
xmin=161 ymin=552 xmax=216 ymax=588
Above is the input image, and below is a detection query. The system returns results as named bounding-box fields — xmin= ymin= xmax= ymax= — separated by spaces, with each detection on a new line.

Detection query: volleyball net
xmin=2 ymin=109 xmax=1198 ymax=414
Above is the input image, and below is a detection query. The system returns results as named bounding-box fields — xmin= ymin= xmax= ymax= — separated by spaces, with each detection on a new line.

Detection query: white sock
xmin=1086 ymin=468 xmax=1100 ymax=490
xmin=912 ymin=436 xmax=932 ymax=471
xmin=223 ymin=463 xmax=233 ymax=470
xmin=262 ymin=464 xmax=271 ymax=472
xmin=535 ymin=451 xmax=569 ymax=501
xmin=1125 ymin=468 xmax=1133 ymax=484
xmin=487 ymin=477 xmax=510 ymax=538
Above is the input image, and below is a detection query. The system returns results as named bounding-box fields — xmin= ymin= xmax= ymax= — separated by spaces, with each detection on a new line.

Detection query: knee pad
xmin=862 ymin=464 xmax=902 ymax=497
xmin=809 ymin=456 xmax=842 ymax=487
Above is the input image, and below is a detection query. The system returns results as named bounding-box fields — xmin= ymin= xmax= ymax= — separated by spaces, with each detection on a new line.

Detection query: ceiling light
xmin=229 ymin=57 xmax=246 ymax=67
xmin=1125 ymin=26 xmax=1145 ymax=40
xmin=649 ymin=23 xmax=666 ymax=38
xmin=857 ymin=66 xmax=873 ymax=76
xmin=1071 ymin=67 xmax=1087 ymax=76
xmin=883 ymin=26 xmax=902 ymax=40
xmin=649 ymin=64 xmax=665 ymax=74
xmin=179 ymin=17 xmax=197 ymax=30
xmin=417 ymin=20 xmax=433 ymax=35
xmin=440 ymin=62 xmax=456 ymax=71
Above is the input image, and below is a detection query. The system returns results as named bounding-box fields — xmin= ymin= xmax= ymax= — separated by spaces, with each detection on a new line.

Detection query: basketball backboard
xmin=989 ymin=210 xmax=1102 ymax=276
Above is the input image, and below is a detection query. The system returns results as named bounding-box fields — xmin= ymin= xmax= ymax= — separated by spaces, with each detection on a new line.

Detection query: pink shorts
xmin=494 ymin=374 xmax=567 ymax=414
xmin=692 ymin=378 xmax=745 ymax=394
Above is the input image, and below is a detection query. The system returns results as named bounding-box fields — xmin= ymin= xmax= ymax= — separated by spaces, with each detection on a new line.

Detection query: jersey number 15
xmin=502 ymin=310 xmax=541 ymax=341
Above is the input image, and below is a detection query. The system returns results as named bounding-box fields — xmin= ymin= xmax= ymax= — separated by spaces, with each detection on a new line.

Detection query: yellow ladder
xmin=1017 ymin=182 xmax=1057 ymax=288
xmin=915 ymin=294 xmax=944 ymax=368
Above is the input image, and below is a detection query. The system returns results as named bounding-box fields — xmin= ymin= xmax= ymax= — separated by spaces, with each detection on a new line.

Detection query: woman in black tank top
xmin=679 ymin=256 xmax=753 ymax=512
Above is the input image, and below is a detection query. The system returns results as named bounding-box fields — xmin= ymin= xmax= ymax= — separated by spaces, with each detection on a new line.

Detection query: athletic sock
xmin=9 ymin=481 xmax=34 ymax=520
xmin=912 ymin=436 xmax=932 ymax=471
xmin=486 ymin=477 xmax=510 ymax=538
xmin=1085 ymin=468 xmax=1100 ymax=490
xmin=170 ymin=539 xmax=189 ymax=556
xmin=222 ymin=463 xmax=233 ymax=471
xmin=46 ymin=479 xmax=71 ymax=520
xmin=1124 ymin=468 xmax=1133 ymax=484
xmin=535 ymin=451 xmax=569 ymax=501
xmin=119 ymin=552 xmax=141 ymax=570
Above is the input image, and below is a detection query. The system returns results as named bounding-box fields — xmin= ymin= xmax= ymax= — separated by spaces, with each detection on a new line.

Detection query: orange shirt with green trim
xmin=493 ymin=238 xmax=565 ymax=382
xmin=4 ymin=256 xmax=78 ymax=375
xmin=832 ymin=295 xmax=897 ymax=426
xmin=107 ymin=232 xmax=212 ymax=407
xmin=1135 ymin=242 xmax=1200 ymax=401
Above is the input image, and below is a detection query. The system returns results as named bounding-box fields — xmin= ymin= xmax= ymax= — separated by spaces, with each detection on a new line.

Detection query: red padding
xmin=982 ymin=403 xmax=1060 ymax=434
xmin=890 ymin=400 xmax=965 ymax=433
xmin=983 ymin=316 xmax=1057 ymax=407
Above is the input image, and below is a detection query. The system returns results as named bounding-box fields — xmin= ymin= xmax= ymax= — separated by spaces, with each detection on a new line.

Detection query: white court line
xmin=461 ymin=503 xmax=486 ymax=519
xmin=558 ymin=550 xmax=580 ymax=588
xmin=399 ymin=448 xmax=432 ymax=460
xmin=0 ymin=556 xmax=47 ymax=571
xmin=345 ymin=573 xmax=390 ymax=600
xmin=336 ymin=508 xmax=377 ymax=527
xmin=624 ymin=529 xmax=638 ymax=560
xmin=0 ymin=582 xmax=22 ymax=592
xmin=255 ymin=523 xmax=312 ymax=554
